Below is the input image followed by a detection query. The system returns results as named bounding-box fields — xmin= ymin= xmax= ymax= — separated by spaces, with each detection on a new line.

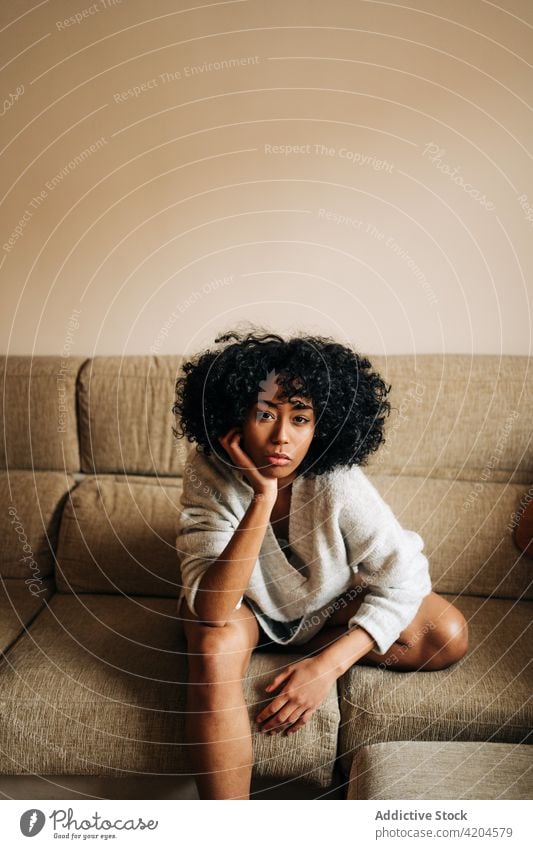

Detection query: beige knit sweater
xmin=176 ymin=446 xmax=432 ymax=655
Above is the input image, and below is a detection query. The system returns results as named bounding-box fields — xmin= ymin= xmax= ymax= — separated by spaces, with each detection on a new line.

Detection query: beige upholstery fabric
xmin=365 ymin=355 xmax=532 ymax=484
xmin=0 ymin=594 xmax=338 ymax=785
xmin=0 ymin=594 xmax=187 ymax=775
xmin=348 ymin=741 xmax=533 ymax=799
xmin=0 ymin=356 xmax=84 ymax=472
xmin=338 ymin=594 xmax=533 ymax=775
xmin=77 ymin=356 xmax=190 ymax=476
xmin=0 ymin=578 xmax=54 ymax=653
xmin=55 ymin=476 xmax=183 ymax=596
xmin=0 ymin=471 xmax=75 ymax=579
xmin=368 ymin=474 xmax=532 ymax=600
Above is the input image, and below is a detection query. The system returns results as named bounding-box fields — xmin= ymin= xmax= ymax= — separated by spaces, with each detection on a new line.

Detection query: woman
xmin=173 ymin=328 xmax=468 ymax=799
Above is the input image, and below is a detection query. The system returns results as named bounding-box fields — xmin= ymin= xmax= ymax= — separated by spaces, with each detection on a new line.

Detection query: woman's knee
xmin=422 ymin=606 xmax=469 ymax=669
xmin=184 ymin=619 xmax=254 ymax=682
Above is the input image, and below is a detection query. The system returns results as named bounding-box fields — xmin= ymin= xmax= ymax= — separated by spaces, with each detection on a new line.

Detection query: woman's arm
xmin=177 ymin=427 xmax=278 ymax=626
xmin=194 ymin=492 xmax=275 ymax=625
xmin=338 ymin=466 xmax=432 ymax=655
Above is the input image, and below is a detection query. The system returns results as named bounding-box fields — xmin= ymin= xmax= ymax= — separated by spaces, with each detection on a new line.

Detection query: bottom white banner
xmin=0 ymin=798 xmax=530 ymax=848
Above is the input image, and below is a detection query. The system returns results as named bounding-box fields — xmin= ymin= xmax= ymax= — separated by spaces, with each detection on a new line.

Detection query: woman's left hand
xmin=255 ymin=656 xmax=337 ymax=736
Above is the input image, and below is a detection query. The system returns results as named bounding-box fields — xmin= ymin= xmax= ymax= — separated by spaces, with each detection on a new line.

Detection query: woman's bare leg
xmin=180 ymin=596 xmax=262 ymax=799
xmin=291 ymin=589 xmax=469 ymax=671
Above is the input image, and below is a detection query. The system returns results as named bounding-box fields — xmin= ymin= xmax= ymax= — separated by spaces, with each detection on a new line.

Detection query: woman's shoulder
xmin=300 ymin=463 xmax=365 ymax=512
xmin=318 ymin=462 xmax=385 ymax=510
xmin=312 ymin=461 xmax=368 ymax=491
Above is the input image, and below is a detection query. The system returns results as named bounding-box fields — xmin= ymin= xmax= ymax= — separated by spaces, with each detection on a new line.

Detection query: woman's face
xmin=240 ymin=373 xmax=315 ymax=486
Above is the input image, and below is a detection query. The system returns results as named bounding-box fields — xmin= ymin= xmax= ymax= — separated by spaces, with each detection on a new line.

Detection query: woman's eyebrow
xmin=258 ymin=399 xmax=314 ymax=410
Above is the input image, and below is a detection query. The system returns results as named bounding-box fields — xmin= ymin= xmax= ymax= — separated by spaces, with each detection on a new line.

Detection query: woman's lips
xmin=266 ymin=455 xmax=291 ymax=466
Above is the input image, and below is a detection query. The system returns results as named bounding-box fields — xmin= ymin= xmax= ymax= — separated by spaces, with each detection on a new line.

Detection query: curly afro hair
xmin=172 ymin=326 xmax=392 ymax=479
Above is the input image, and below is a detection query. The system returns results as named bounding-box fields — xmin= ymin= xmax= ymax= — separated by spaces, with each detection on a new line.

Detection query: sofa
xmin=0 ymin=353 xmax=531 ymax=800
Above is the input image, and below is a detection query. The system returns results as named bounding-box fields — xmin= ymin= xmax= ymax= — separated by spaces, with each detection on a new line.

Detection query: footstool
xmin=347 ymin=741 xmax=533 ymax=799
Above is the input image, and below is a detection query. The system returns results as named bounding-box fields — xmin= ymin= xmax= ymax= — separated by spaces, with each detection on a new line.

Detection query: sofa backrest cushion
xmin=365 ymin=355 xmax=532 ymax=484
xmin=369 ymin=473 xmax=532 ymax=601
xmin=1 ymin=471 xmax=75 ymax=579
xmin=52 ymin=468 xmax=531 ymax=601
xmin=55 ymin=476 xmax=182 ymax=596
xmin=0 ymin=356 xmax=84 ymax=472
xmin=76 ymin=354 xmax=532 ymax=484
xmin=77 ymin=356 xmax=190 ymax=476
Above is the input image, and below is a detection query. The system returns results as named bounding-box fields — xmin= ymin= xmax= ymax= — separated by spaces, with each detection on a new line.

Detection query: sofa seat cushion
xmin=338 ymin=594 xmax=533 ymax=774
xmin=348 ymin=741 xmax=533 ymax=799
xmin=0 ymin=595 xmax=338 ymax=786
xmin=0 ymin=578 xmax=54 ymax=653
xmin=244 ymin=649 xmax=340 ymax=788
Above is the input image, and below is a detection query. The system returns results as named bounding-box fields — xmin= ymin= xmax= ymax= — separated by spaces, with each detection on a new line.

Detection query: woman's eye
xmin=256 ymin=411 xmax=310 ymax=424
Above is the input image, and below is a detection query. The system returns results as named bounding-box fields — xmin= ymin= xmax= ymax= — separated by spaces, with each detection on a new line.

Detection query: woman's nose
xmin=271 ymin=418 xmax=289 ymax=442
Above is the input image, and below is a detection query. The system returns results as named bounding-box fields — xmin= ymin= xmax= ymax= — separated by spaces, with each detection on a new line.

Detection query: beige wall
xmin=1 ymin=0 xmax=532 ymax=357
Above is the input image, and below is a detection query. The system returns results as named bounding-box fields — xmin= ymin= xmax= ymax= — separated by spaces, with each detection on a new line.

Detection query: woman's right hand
xmin=218 ymin=426 xmax=278 ymax=503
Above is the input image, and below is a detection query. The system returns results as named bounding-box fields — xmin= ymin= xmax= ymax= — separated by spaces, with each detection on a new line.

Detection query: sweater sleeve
xmin=339 ymin=467 xmax=432 ymax=655
xmin=176 ymin=452 xmax=242 ymax=617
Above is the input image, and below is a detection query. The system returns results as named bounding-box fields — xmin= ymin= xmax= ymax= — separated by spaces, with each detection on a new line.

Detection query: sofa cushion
xmin=365 ymin=355 xmax=532 ymax=484
xmin=0 ymin=594 xmax=339 ymax=786
xmin=338 ymin=594 xmax=533 ymax=775
xmin=348 ymin=741 xmax=533 ymax=799
xmin=0 ymin=356 xmax=84 ymax=472
xmin=0 ymin=471 xmax=75 ymax=579
xmin=367 ymin=474 xmax=532 ymax=600
xmin=78 ymin=356 xmax=190 ymax=476
xmin=244 ymin=649 xmax=340 ymax=788
xmin=55 ymin=476 xmax=183 ymax=596
xmin=0 ymin=578 xmax=54 ymax=653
